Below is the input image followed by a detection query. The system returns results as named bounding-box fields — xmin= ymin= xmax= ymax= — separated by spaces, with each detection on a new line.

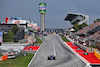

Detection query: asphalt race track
xmin=28 ymin=35 xmax=86 ymax=67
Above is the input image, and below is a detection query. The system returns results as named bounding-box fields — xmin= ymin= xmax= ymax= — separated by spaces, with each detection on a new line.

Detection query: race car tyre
xmin=48 ymin=57 xmax=50 ymax=60
xmin=53 ymin=57 xmax=56 ymax=60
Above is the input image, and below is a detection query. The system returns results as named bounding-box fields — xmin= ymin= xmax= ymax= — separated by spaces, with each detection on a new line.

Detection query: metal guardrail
xmin=58 ymin=35 xmax=91 ymax=67
xmin=67 ymin=35 xmax=95 ymax=53
xmin=74 ymin=42 xmax=87 ymax=51
xmin=57 ymin=35 xmax=76 ymax=54
xmin=15 ymin=43 xmax=31 ymax=57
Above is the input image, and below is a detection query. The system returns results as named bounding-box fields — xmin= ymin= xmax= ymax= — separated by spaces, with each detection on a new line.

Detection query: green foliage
xmin=94 ymin=18 xmax=100 ymax=23
xmin=0 ymin=53 xmax=34 ymax=67
xmin=3 ymin=32 xmax=6 ymax=42
xmin=73 ymin=23 xmax=88 ymax=32
xmin=3 ymin=25 xmax=19 ymax=42
xmin=35 ymin=36 xmax=43 ymax=44
xmin=73 ymin=24 xmax=79 ymax=32
xmin=90 ymin=46 xmax=96 ymax=48
xmin=80 ymin=23 xmax=88 ymax=29
xmin=3 ymin=31 xmax=15 ymax=42
xmin=60 ymin=35 xmax=70 ymax=42
xmin=94 ymin=21 xmax=97 ymax=23
xmin=11 ymin=25 xmax=19 ymax=35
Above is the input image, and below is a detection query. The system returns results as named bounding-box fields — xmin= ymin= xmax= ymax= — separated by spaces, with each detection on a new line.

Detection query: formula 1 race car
xmin=48 ymin=55 xmax=56 ymax=60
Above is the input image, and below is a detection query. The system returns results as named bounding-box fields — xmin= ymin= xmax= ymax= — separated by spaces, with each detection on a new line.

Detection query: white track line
xmin=48 ymin=39 xmax=56 ymax=56
xmin=52 ymin=40 xmax=56 ymax=56
xmin=27 ymin=41 xmax=44 ymax=67
xmin=64 ymin=42 xmax=92 ymax=67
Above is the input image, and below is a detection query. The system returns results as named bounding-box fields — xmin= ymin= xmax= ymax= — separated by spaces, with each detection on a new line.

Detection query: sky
xmin=0 ymin=0 xmax=100 ymax=29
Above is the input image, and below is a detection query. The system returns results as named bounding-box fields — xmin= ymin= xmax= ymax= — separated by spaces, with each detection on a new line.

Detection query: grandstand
xmin=64 ymin=13 xmax=89 ymax=25
xmin=64 ymin=13 xmax=100 ymax=46
xmin=64 ymin=13 xmax=100 ymax=66
xmin=89 ymin=30 xmax=100 ymax=40
xmin=76 ymin=22 xmax=100 ymax=34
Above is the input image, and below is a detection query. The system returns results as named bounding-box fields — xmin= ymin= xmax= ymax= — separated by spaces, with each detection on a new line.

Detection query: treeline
xmin=73 ymin=23 xmax=88 ymax=32
xmin=94 ymin=18 xmax=100 ymax=23
xmin=3 ymin=25 xmax=19 ymax=42
xmin=73 ymin=18 xmax=100 ymax=32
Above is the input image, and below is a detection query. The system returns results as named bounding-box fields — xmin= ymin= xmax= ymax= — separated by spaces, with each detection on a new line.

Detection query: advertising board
xmin=5 ymin=17 xmax=21 ymax=23
xmin=28 ymin=23 xmax=37 ymax=27
xmin=39 ymin=3 xmax=46 ymax=14
xmin=28 ymin=23 xmax=33 ymax=27
xmin=7 ymin=20 xmax=26 ymax=24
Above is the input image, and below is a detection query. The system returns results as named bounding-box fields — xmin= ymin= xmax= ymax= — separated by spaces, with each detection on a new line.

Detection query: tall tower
xmin=39 ymin=3 xmax=46 ymax=33
xmin=40 ymin=13 xmax=45 ymax=32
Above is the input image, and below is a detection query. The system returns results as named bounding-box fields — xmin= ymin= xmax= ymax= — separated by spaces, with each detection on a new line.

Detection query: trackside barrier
xmin=66 ymin=35 xmax=93 ymax=67
xmin=27 ymin=40 xmax=44 ymax=67
xmin=74 ymin=42 xmax=87 ymax=52
xmin=94 ymin=50 xmax=100 ymax=60
xmin=2 ymin=55 xmax=8 ymax=61
xmin=66 ymin=35 xmax=88 ymax=52
xmin=58 ymin=35 xmax=92 ymax=67
xmin=66 ymin=42 xmax=73 ymax=45
xmin=66 ymin=36 xmax=74 ymax=43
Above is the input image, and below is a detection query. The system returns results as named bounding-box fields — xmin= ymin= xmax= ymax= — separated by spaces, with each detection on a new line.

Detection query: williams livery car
xmin=48 ymin=55 xmax=56 ymax=60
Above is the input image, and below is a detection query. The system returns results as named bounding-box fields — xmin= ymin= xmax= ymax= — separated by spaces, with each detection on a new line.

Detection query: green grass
xmin=0 ymin=53 xmax=34 ymax=67
xmin=35 ymin=36 xmax=43 ymax=44
xmin=90 ymin=46 xmax=96 ymax=48
xmin=60 ymin=35 xmax=70 ymax=42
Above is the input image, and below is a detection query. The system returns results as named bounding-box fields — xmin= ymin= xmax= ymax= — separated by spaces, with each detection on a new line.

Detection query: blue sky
xmin=0 ymin=0 xmax=100 ymax=29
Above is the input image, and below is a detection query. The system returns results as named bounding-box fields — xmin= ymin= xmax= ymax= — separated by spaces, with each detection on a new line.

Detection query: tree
xmin=73 ymin=24 xmax=79 ymax=32
xmin=3 ymin=31 xmax=15 ymax=42
xmin=73 ymin=23 xmax=88 ymax=32
xmin=94 ymin=18 xmax=100 ymax=23
xmin=3 ymin=32 xmax=7 ymax=42
xmin=11 ymin=25 xmax=19 ymax=35
xmin=80 ymin=23 xmax=88 ymax=28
